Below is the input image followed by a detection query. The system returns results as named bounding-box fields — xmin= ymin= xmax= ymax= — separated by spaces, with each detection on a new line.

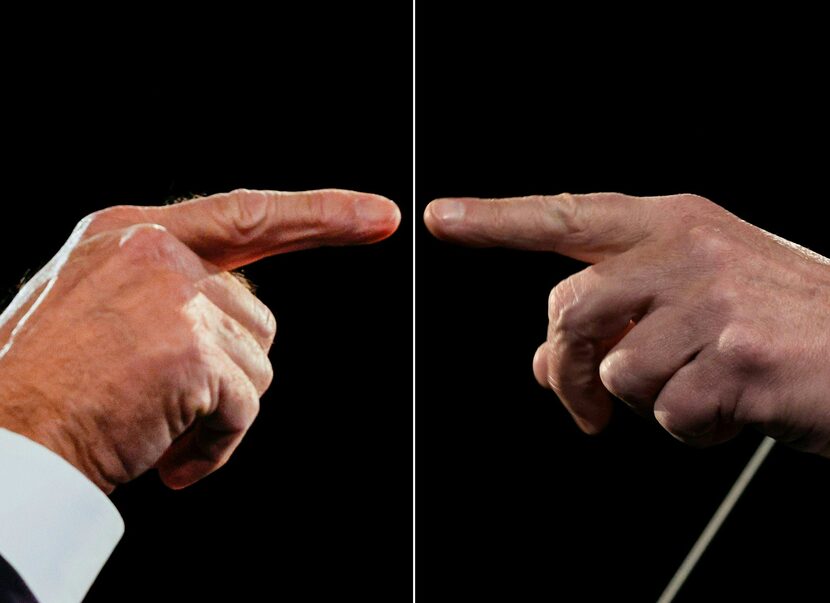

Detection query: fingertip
xmin=390 ymin=201 xmax=402 ymax=231
xmin=422 ymin=202 xmax=439 ymax=236
xmin=424 ymin=198 xmax=467 ymax=240
xmin=355 ymin=195 xmax=401 ymax=243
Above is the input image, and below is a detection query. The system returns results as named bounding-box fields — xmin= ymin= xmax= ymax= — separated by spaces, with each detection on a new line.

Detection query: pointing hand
xmin=426 ymin=193 xmax=830 ymax=456
xmin=0 ymin=189 xmax=400 ymax=490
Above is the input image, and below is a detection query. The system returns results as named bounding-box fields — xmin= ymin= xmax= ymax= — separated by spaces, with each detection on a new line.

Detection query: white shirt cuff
xmin=0 ymin=427 xmax=124 ymax=603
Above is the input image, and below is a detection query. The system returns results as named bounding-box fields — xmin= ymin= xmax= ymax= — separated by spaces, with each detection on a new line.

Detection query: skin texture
xmin=0 ymin=189 xmax=400 ymax=492
xmin=425 ymin=193 xmax=830 ymax=457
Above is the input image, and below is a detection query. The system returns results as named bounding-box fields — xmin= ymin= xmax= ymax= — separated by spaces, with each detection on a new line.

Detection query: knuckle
xmin=716 ymin=324 xmax=771 ymax=373
xmin=225 ymin=189 xmax=271 ymax=244
xmin=221 ymin=273 xmax=277 ymax=345
xmin=242 ymin=381 xmax=262 ymax=421
xmin=686 ymin=224 xmax=736 ymax=264
xmin=660 ymin=193 xmax=713 ymax=220
xmin=247 ymin=335 xmax=274 ymax=393
xmin=79 ymin=205 xmax=136 ymax=237
xmin=548 ymin=280 xmax=573 ymax=323
xmin=82 ymin=208 xmax=113 ymax=232
xmin=555 ymin=302 xmax=583 ymax=336
xmin=260 ymin=359 xmax=275 ymax=392
xmin=549 ymin=274 xmax=588 ymax=334
xmin=676 ymin=193 xmax=711 ymax=209
xmin=551 ymin=193 xmax=589 ymax=246
xmin=218 ymin=311 xmax=242 ymax=337
xmin=262 ymin=306 xmax=277 ymax=345
xmin=702 ymin=274 xmax=743 ymax=316
xmin=177 ymin=296 xmax=214 ymax=347
xmin=218 ymin=311 xmax=274 ymax=392
xmin=117 ymin=223 xmax=177 ymax=262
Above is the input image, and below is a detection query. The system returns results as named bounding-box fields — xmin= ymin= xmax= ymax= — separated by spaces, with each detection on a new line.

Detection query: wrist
xmin=0 ymin=387 xmax=116 ymax=494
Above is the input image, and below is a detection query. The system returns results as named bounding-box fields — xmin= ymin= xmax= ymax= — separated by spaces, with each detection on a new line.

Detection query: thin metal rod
xmin=657 ymin=436 xmax=776 ymax=603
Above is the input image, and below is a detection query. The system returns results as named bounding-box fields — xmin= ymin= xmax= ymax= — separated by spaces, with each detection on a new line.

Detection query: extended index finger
xmin=424 ymin=193 xmax=658 ymax=263
xmin=93 ymin=189 xmax=401 ymax=271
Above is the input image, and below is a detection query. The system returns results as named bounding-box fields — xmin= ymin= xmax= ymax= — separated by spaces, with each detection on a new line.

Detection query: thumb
xmin=96 ymin=189 xmax=400 ymax=271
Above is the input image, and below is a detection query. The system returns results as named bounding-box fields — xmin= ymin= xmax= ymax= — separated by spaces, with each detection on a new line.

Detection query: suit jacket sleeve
xmin=0 ymin=428 xmax=123 ymax=603
xmin=0 ymin=553 xmax=37 ymax=603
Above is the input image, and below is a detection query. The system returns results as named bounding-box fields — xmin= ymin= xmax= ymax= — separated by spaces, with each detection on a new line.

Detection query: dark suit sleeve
xmin=0 ymin=555 xmax=37 ymax=603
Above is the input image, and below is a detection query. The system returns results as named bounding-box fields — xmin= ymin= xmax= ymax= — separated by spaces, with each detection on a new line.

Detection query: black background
xmin=0 ymin=9 xmax=411 ymax=602
xmin=417 ymin=7 xmax=829 ymax=602
xmin=4 ymin=5 xmax=830 ymax=602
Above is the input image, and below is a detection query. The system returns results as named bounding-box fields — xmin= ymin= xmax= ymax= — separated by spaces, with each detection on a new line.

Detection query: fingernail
xmin=430 ymin=199 xmax=466 ymax=223
xmin=357 ymin=197 xmax=398 ymax=226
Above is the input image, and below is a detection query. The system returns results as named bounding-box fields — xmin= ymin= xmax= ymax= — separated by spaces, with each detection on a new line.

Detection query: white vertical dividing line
xmin=412 ymin=2 xmax=417 ymax=602
xmin=657 ymin=436 xmax=776 ymax=603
